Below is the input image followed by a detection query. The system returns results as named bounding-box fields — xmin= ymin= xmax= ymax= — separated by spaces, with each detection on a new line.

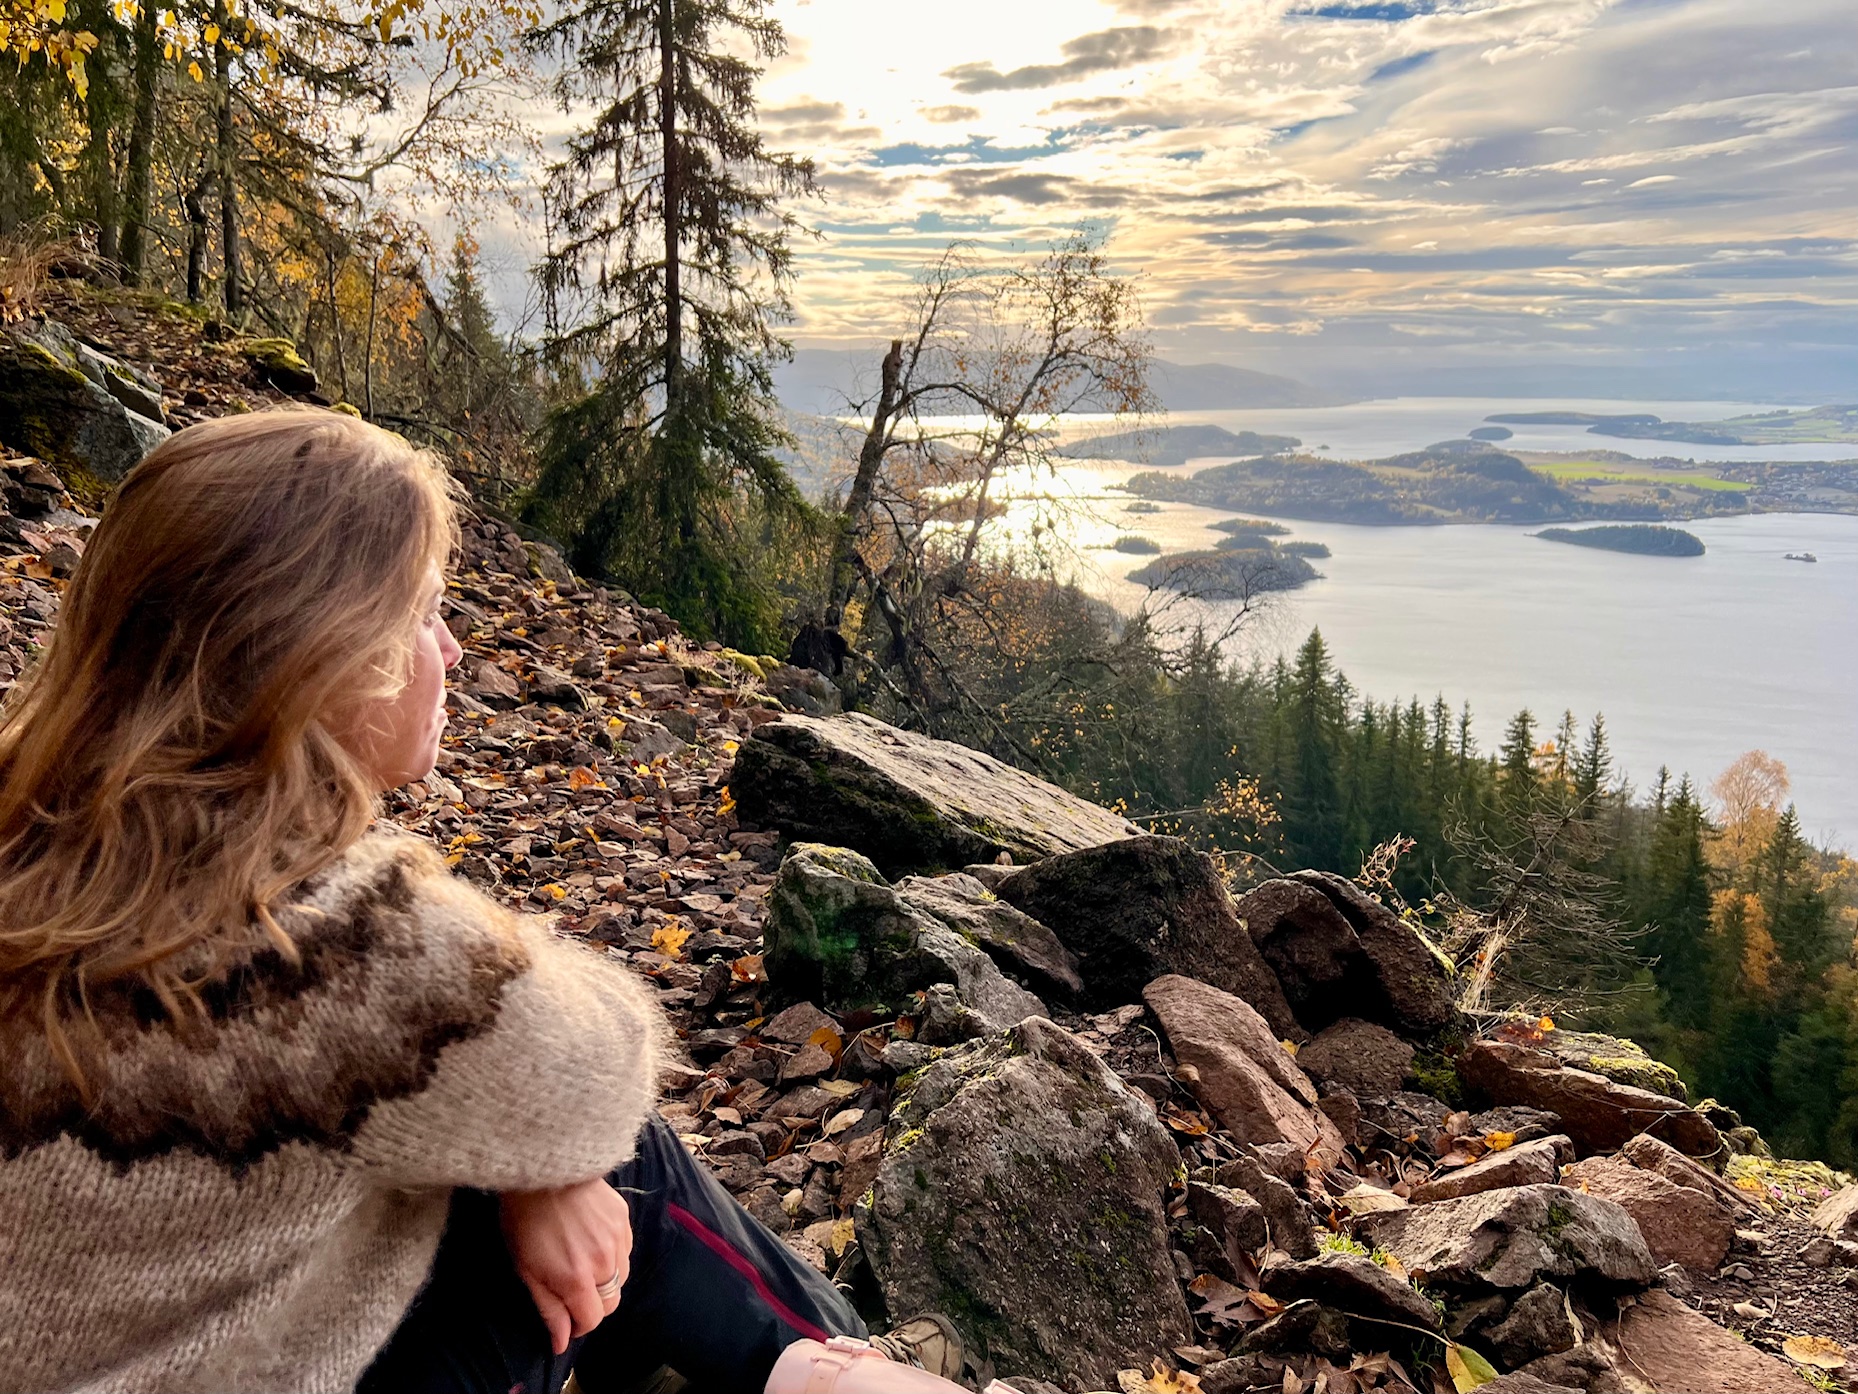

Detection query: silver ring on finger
xmin=595 ymin=1272 xmax=622 ymax=1301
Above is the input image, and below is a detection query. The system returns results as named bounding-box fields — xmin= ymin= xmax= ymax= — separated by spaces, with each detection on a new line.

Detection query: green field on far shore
xmin=1528 ymin=460 xmax=1753 ymax=492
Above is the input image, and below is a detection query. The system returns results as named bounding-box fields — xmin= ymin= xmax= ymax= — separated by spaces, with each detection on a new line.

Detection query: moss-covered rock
xmin=1534 ymin=1028 xmax=1689 ymax=1102
xmin=858 ymin=1017 xmax=1191 ymax=1387
xmin=0 ymin=329 xmax=170 ymax=481
xmin=762 ymin=843 xmax=1044 ymax=1032
xmin=241 ymin=336 xmax=319 ymax=394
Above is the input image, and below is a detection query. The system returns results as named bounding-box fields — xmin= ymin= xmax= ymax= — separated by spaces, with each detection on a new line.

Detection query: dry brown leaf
xmin=730 ymin=953 xmax=767 ymax=983
xmin=1781 ymin=1334 xmax=1846 ymax=1369
xmin=808 ymin=1026 xmax=845 ymax=1057
xmin=823 ymin=1107 xmax=864 ymax=1137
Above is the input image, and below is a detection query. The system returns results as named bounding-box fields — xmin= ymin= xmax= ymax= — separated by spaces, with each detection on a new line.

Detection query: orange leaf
xmin=569 ymin=765 xmax=598 ymax=790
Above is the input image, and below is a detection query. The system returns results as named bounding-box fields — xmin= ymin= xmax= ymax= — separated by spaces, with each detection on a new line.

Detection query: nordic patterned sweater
xmin=0 ymin=825 xmax=666 ymax=1394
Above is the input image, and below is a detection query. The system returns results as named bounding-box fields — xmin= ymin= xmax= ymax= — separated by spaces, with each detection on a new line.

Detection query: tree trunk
xmin=80 ymin=15 xmax=120 ymax=268
xmin=658 ymin=0 xmax=682 ymax=410
xmin=364 ymin=253 xmax=379 ymax=418
xmin=825 ymin=338 xmax=904 ymax=629
xmin=118 ymin=1 xmax=161 ymax=285
xmin=215 ymin=11 xmax=243 ymax=320
xmin=184 ymin=169 xmax=210 ymax=303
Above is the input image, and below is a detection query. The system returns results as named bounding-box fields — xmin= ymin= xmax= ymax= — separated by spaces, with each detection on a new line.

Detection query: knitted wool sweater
xmin=0 ymin=826 xmax=665 ymax=1394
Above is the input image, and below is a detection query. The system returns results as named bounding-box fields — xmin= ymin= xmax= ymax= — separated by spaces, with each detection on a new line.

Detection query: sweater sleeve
xmin=331 ymin=842 xmax=667 ymax=1192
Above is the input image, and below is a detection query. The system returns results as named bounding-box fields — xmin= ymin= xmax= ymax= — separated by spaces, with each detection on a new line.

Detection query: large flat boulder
xmin=731 ymin=712 xmax=1140 ymax=877
xmin=1460 ymin=1039 xmax=1722 ymax=1159
xmin=1562 ymin=1154 xmax=1734 ymax=1271
xmin=1235 ymin=872 xmax=1457 ymax=1037
xmin=858 ymin=1018 xmax=1192 ymax=1389
xmin=1604 ymin=1290 xmax=1802 ymax=1393
xmin=894 ymin=873 xmax=1084 ymax=1000
xmin=998 ymin=836 xmax=1300 ymax=1033
xmin=763 ymin=844 xmax=1045 ymax=1032
xmin=1144 ymin=974 xmax=1345 ymax=1167
xmin=1356 ymin=1185 xmax=1657 ymax=1291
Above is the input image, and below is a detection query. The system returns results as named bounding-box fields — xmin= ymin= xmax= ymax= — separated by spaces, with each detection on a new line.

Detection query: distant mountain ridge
xmin=773 ymin=348 xmax=1350 ymax=416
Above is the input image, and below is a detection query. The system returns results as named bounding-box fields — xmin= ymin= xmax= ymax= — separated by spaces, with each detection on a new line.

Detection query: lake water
xmin=970 ymin=399 xmax=1858 ymax=845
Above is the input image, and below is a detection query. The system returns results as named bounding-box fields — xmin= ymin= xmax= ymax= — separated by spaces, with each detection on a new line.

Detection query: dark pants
xmin=358 ymin=1116 xmax=868 ymax=1394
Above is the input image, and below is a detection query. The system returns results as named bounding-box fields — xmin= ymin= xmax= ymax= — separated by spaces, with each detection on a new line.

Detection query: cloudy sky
xmin=725 ymin=0 xmax=1855 ymax=398
xmin=470 ymin=0 xmax=1855 ymax=398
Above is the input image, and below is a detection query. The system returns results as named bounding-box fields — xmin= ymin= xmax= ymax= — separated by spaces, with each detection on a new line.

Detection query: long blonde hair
xmin=0 ymin=409 xmax=459 ymax=1082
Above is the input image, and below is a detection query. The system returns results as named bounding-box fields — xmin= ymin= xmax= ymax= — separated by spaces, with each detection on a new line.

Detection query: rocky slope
xmin=7 ymin=296 xmax=1858 ymax=1394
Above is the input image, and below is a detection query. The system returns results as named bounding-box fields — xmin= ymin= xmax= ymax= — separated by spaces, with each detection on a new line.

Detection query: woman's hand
xmin=498 ymin=1177 xmax=634 ymax=1355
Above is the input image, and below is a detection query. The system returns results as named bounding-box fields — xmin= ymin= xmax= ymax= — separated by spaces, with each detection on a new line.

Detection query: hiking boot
xmin=869 ymin=1314 xmax=964 ymax=1379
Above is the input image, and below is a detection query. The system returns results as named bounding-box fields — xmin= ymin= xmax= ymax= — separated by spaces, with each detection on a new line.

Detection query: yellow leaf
xmin=203 ymin=22 xmax=218 ymax=42
xmin=1280 ymin=1039 xmax=1299 ymax=1056
xmin=544 ymin=883 xmax=566 ymax=901
xmin=1538 ymin=1016 xmax=1556 ymax=1032
xmin=1782 ymin=1334 xmax=1847 ymax=1369
xmin=807 ymin=1026 xmax=844 ymax=1057
xmin=1446 ymin=1343 xmax=1498 ymax=1392
xmin=186 ymin=58 xmax=202 ymax=81
xmin=651 ymin=922 xmax=691 ymax=958
xmin=1117 ymin=1361 xmax=1201 ymax=1394
xmin=1485 ymin=1131 xmax=1517 ymax=1151
xmin=827 ymin=1217 xmax=856 ymax=1256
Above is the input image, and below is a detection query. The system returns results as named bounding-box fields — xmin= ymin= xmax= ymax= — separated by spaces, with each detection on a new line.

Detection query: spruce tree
xmin=1283 ymin=630 xmax=1346 ymax=870
xmin=1644 ymin=779 xmax=1715 ymax=1028
xmin=527 ymin=0 xmax=817 ymax=643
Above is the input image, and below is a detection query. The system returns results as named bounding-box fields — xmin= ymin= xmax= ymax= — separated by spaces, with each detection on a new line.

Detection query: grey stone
xmin=1357 ymin=1185 xmax=1657 ymax=1291
xmin=1487 ymin=1283 xmax=1578 ymax=1369
xmin=763 ymin=844 xmax=1045 ymax=1031
xmin=1 ymin=325 xmax=170 ymax=481
xmin=1001 ymin=837 xmax=1300 ymax=1032
xmin=619 ymin=714 xmax=686 ymax=763
xmin=1813 ymin=1183 xmax=1858 ymax=1240
xmin=858 ymin=1018 xmax=1191 ymax=1389
xmin=1236 ymin=1301 xmax=1352 ymax=1360
xmin=527 ymin=664 xmax=589 ymax=710
xmin=1211 ymin=1154 xmax=1320 ymax=1260
xmin=1408 ymin=1135 xmax=1573 ymax=1205
xmin=1260 ymin=1249 xmax=1441 ymax=1331
xmin=895 ymin=873 xmax=1084 ymax=999
xmin=1187 ymin=1182 xmax=1268 ymax=1280
xmin=1298 ymin=1018 xmax=1415 ymax=1100
xmin=732 ymin=712 xmax=1140 ymax=877
xmin=761 ymin=662 xmax=843 ymax=716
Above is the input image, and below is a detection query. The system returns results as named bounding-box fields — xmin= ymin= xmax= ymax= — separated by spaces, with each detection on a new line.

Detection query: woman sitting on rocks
xmin=0 ymin=410 xmax=991 ymax=1394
